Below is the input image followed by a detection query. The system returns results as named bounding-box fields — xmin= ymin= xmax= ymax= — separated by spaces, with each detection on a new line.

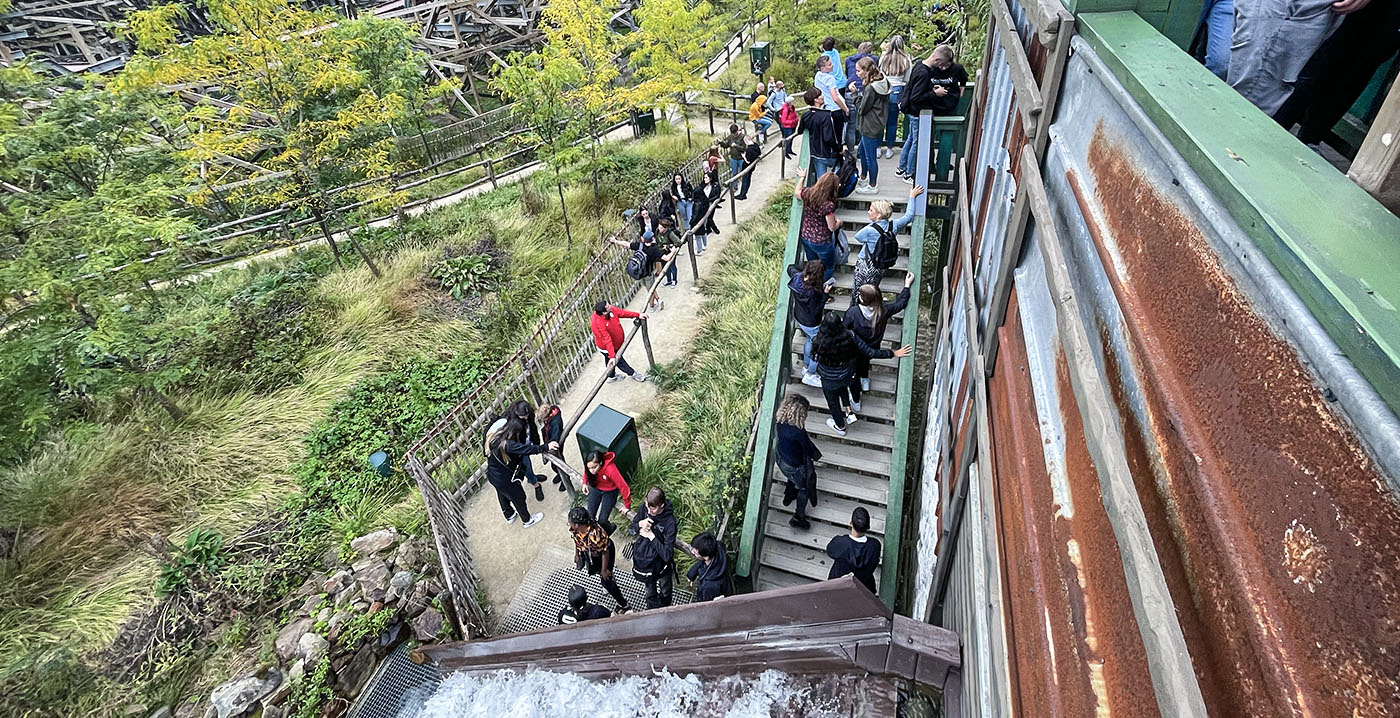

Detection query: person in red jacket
xmin=591 ymin=301 xmax=648 ymax=383
xmin=582 ymin=450 xmax=632 ymax=523
xmin=778 ymin=96 xmax=800 ymax=160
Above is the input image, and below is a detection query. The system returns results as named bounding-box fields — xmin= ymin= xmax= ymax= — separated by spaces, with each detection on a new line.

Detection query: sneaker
xmin=801 ymin=372 xmax=822 ymax=387
xmin=534 ymin=483 xmax=545 ymax=502
xmin=902 ymin=174 xmax=914 ymax=184
xmin=845 ymin=413 xmax=859 ymax=426
xmin=505 ymin=513 xmax=518 ymax=524
xmin=855 ymin=183 xmax=878 ymax=195
xmin=825 ymin=417 xmax=847 ymax=436
xmin=632 ymin=373 xmax=648 ymax=383
xmin=522 ymin=512 xmax=544 ymax=528
xmin=850 ymin=399 xmax=862 ymax=412
xmin=652 ymin=300 xmax=664 ymax=312
xmin=788 ymin=516 xmax=811 ymax=530
xmin=615 ymin=604 xmax=632 ymax=615
xmin=860 ymin=377 xmax=870 ymax=392
xmin=606 ymin=374 xmax=623 ymax=383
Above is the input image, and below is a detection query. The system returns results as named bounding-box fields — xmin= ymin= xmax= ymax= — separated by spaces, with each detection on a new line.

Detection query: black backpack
xmin=624 ymin=246 xmax=649 ymax=280
xmin=871 ymin=221 xmax=900 ymax=270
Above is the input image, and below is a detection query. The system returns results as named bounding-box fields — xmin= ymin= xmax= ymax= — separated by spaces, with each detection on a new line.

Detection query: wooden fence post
xmin=638 ymin=319 xmax=656 ymax=370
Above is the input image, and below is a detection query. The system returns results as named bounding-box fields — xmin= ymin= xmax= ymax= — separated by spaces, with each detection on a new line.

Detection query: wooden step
xmin=808 ymin=465 xmax=890 ymax=505
xmin=815 ymin=441 xmax=893 ymax=478
xmin=789 ymin=367 xmax=897 ymax=397
xmin=766 ymin=514 xmax=887 ymax=556
xmin=843 ymin=252 xmax=909 ymax=272
xmin=792 ymin=320 xmax=902 ymax=350
xmin=766 ymin=483 xmax=888 ymax=533
xmin=805 ymin=412 xmax=896 ymax=446
xmin=788 ymin=383 xmax=897 ymax=423
xmin=758 ymin=534 xmax=883 ymax=584
xmin=755 ymin=564 xmax=814 ymax=591
xmin=827 ymin=274 xmax=906 ymax=295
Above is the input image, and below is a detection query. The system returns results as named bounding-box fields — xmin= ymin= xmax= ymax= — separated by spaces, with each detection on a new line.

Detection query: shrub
xmin=430 ymin=254 xmax=497 ymax=299
xmin=157 ymin=528 xmax=228 ymax=597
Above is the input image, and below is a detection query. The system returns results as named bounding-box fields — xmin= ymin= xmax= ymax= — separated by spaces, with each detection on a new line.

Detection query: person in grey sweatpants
xmin=1227 ymin=0 xmax=1369 ymax=116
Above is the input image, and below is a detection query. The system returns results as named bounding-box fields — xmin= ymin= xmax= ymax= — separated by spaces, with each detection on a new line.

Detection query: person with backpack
xmin=854 ymin=57 xmax=891 ymax=195
xmin=778 ymin=96 xmax=800 ymax=160
xmin=568 ymin=506 xmax=632 ymax=614
xmin=735 ymin=135 xmax=761 ymax=200
xmin=879 ymin=36 xmax=913 ymax=158
xmin=897 ymin=45 xmax=967 ymax=182
xmin=582 ymin=449 xmax=632 ymax=524
xmin=537 ymin=402 xmax=567 ymax=492
xmin=788 ymin=258 xmax=834 ymax=387
xmin=664 ymin=172 xmax=694 ymax=232
xmin=797 ymin=88 xmax=841 ymax=178
xmin=484 ymin=417 xmax=555 ymax=528
xmin=851 ymin=185 xmax=924 ymax=300
xmin=685 ymin=532 xmax=732 ymax=601
xmin=631 ymin=486 xmax=678 ymax=609
xmin=609 ymin=227 xmax=677 ymax=312
xmin=812 ymin=311 xmax=911 ymax=436
xmin=846 ymin=274 xmax=914 ymax=393
xmin=793 ymin=169 xmax=840 ymax=283
xmin=776 ymin=394 xmax=821 ymax=530
xmin=690 ymin=171 xmax=722 ymax=255
xmin=591 ymin=301 xmax=648 ymax=383
xmin=558 ymin=584 xmax=612 ymax=624
xmin=719 ymin=124 xmax=746 ymax=180
xmin=826 ymin=507 xmax=881 ymax=593
xmin=656 ymin=217 xmax=683 ymax=286
xmin=834 ymin=147 xmax=860 ymax=199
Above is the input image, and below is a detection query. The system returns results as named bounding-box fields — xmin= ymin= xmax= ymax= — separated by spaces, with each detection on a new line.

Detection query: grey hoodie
xmin=857 ymin=78 xmax=892 ymax=139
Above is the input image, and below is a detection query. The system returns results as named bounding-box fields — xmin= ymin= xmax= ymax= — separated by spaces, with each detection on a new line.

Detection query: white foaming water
xmin=406 ymin=668 xmax=841 ymax=718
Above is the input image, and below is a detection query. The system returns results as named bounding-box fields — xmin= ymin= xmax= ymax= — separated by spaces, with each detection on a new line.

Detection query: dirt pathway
xmin=464 ymin=145 xmax=793 ymax=620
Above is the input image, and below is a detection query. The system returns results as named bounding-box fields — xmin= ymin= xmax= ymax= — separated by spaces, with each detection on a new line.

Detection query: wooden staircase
xmin=755 ymin=154 xmax=918 ymax=592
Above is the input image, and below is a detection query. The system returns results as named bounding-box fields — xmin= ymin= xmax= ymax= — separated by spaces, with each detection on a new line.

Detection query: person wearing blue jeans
xmin=1193 ymin=0 xmax=1234 ymax=78
xmin=898 ymin=114 xmax=920 ymax=178
xmin=788 ymin=259 xmax=830 ymax=383
xmin=880 ymin=36 xmax=914 ymax=158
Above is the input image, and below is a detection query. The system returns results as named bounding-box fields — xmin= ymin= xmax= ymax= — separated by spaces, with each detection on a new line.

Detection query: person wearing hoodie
xmin=686 ymin=531 xmax=732 ymax=601
xmin=846 ymin=276 xmax=914 ymax=393
xmin=812 ymin=311 xmax=911 ymax=436
xmin=582 ymin=450 xmax=632 ymax=523
xmin=630 ymin=487 xmax=679 ymax=609
xmin=850 ymin=186 xmax=923 ymax=299
xmin=827 ymin=507 xmax=881 ymax=593
xmin=690 ymin=171 xmax=722 ymax=254
xmin=854 ymin=57 xmax=891 ymax=195
xmin=844 ymin=42 xmax=879 ymax=151
xmin=484 ymin=418 xmax=556 ymax=528
xmin=558 ymin=584 xmax=612 ymax=624
xmin=591 ymin=301 xmax=648 ymax=383
xmin=787 ymin=259 xmax=834 ymax=387
xmin=664 ymin=172 xmax=694 ymax=232
xmin=776 ymin=394 xmax=821 ymax=530
xmin=537 ymin=403 xmax=568 ymax=492
xmin=778 ymin=96 xmax=800 ymax=160
xmin=568 ymin=507 xmax=632 ymax=614
xmin=719 ymin=124 xmax=746 ymax=180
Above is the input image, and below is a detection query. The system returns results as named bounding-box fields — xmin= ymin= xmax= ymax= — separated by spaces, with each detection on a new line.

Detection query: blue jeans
xmin=812 ymin=156 xmax=838 ymax=179
xmin=753 ymin=116 xmax=773 ymax=137
xmin=1197 ymin=0 xmax=1233 ymax=78
xmin=801 ymin=239 xmax=837 ymax=282
xmin=884 ymin=87 xmax=905 ymax=147
xmin=898 ymin=115 xmax=920 ymax=175
xmin=520 ymin=455 xmax=541 ymax=485
xmin=677 ymin=199 xmax=693 ymax=230
xmin=798 ymin=323 xmax=819 ymax=374
xmin=729 ymin=158 xmax=743 ymax=180
xmin=694 ymin=231 xmax=708 ymax=253
xmin=665 ymin=259 xmax=678 ymax=283
xmin=858 ymin=135 xmax=881 ymax=186
xmin=780 ymin=127 xmax=796 ymax=155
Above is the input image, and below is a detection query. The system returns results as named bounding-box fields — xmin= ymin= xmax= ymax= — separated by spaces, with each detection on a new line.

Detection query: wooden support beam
xmin=1348 ymin=78 xmax=1400 ymax=214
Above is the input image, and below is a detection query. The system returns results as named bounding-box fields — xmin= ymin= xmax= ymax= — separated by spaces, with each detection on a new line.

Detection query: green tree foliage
xmin=758 ymin=0 xmax=978 ymax=70
xmin=628 ymin=0 xmax=716 ymax=109
xmin=120 ymin=0 xmax=441 ymax=277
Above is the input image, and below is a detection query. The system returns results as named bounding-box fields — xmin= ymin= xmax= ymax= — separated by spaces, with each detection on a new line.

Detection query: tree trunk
xmin=346 ymin=225 xmax=382 ymax=279
xmin=412 ymin=114 xmax=435 ymax=164
xmin=144 ymin=385 xmax=187 ymax=421
xmin=554 ymin=165 xmax=573 ymax=248
xmin=313 ymin=209 xmax=345 ymax=270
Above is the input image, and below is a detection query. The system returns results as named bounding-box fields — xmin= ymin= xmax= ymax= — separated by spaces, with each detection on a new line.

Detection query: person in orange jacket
xmin=591 ymin=301 xmax=648 ymax=383
xmin=582 ymin=450 xmax=632 ymax=523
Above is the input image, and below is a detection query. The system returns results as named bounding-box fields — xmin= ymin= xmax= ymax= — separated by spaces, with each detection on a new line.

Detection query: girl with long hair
xmin=811 ymin=311 xmax=911 ymax=436
xmin=788 ymin=258 xmax=834 ymax=387
xmin=582 ymin=449 xmax=632 ymax=523
xmin=568 ymin=505 xmax=632 ymax=613
xmin=538 ymin=402 xmax=567 ymax=492
xmin=483 ymin=417 xmax=555 ymax=527
xmin=776 ymin=394 xmax=822 ymax=530
xmin=879 ymin=36 xmax=913 ymax=157
xmin=506 ymin=400 xmax=548 ymax=502
xmin=690 ymin=170 xmax=722 ymax=254
xmin=854 ymin=57 xmax=892 ymax=194
xmin=845 ymin=273 xmax=915 ymax=392
xmin=793 ymin=169 xmax=841 ymax=282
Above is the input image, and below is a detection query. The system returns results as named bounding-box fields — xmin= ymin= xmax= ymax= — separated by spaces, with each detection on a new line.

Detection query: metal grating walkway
xmin=499 ymin=544 xmax=694 ymax=635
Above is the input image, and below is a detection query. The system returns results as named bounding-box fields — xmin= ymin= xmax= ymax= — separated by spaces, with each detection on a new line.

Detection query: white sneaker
xmin=801 ymin=372 xmax=822 ymax=387
xmin=522 ymin=512 xmax=544 ymax=528
xmin=825 ymin=417 xmax=847 ymax=436
xmin=633 ymin=373 xmax=648 ymax=383
xmin=606 ymin=374 xmax=623 ymax=383
xmin=855 ymin=184 xmax=878 ymax=195
xmin=850 ymin=399 xmax=862 ymax=412
xmin=505 ymin=513 xmax=518 ymax=524
xmin=901 ymin=174 xmax=914 ymax=184
xmin=652 ymin=300 xmax=664 ymax=312
xmin=845 ymin=413 xmax=859 ymax=426
xmin=860 ymin=378 xmax=870 ymax=391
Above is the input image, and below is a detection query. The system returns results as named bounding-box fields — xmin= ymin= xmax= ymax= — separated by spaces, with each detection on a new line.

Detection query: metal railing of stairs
xmin=736 ymin=109 xmax=967 ymax=608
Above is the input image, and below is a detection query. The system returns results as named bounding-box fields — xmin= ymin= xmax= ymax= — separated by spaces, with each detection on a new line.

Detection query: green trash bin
xmin=633 ymin=108 xmax=657 ymax=136
xmin=749 ymin=41 xmax=771 ymax=77
xmin=576 ymin=404 xmax=642 ymax=484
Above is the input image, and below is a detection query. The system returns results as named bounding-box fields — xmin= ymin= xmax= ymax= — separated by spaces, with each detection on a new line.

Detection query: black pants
xmin=778 ymin=459 xmax=817 ymax=520
xmin=820 ymin=375 xmax=855 ymax=430
xmin=738 ymin=161 xmax=754 ymax=197
xmin=585 ymin=488 xmax=619 ymax=523
xmin=1272 ymin=0 xmax=1400 ymax=145
xmin=600 ymin=348 xmax=636 ymax=378
xmin=636 ymin=566 xmax=674 ymax=609
xmin=489 ymin=475 xmax=530 ymax=521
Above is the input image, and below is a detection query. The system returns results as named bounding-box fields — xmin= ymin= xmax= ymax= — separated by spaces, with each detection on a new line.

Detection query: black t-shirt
xmin=927 ymin=62 xmax=968 ymax=115
xmin=630 ymin=238 xmax=666 ymax=267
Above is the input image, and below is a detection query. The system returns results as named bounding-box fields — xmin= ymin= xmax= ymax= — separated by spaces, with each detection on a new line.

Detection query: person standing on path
xmin=826 ymin=507 xmax=881 ymax=593
xmin=844 ymin=41 xmax=879 ymax=151
xmin=851 ymin=186 xmax=924 ymax=298
xmin=854 ymin=57 xmax=891 ymax=195
xmin=765 ymin=80 xmax=788 ymax=120
xmin=735 ymin=135 xmax=761 ymax=200
xmin=846 ymin=274 xmax=915 ymax=393
xmin=686 ymin=532 xmax=732 ymax=602
xmin=897 ymin=45 xmax=967 ymax=182
xmin=558 ymin=584 xmax=612 ymax=624
xmin=663 ymin=172 xmax=694 ymax=232
xmin=582 ymin=449 xmax=633 ymax=524
xmin=538 ymin=402 xmax=568 ymax=492
xmin=720 ymin=124 xmax=746 ymax=181
xmin=484 ymin=418 xmax=555 ymax=527
xmin=690 ymin=171 xmax=722 ymax=255
xmin=812 ymin=311 xmax=911 ymax=436
xmin=776 ymin=394 xmax=822 ymax=531
xmin=794 ymin=169 xmax=841 ymax=283
xmin=819 ymin=37 xmax=848 ymax=100
xmin=630 ymin=487 xmax=679 ymax=609
xmin=788 ymin=258 xmax=834 ymax=387
xmin=608 ymin=229 xmax=677 ymax=312
xmin=506 ymin=400 xmax=549 ymax=502
xmin=592 ymin=301 xmax=648 ymax=383
xmin=879 ymin=36 xmax=913 ymax=158
xmin=778 ymin=96 xmax=800 ymax=160
xmin=798 ymin=89 xmax=841 ymax=177
xmin=568 ymin=507 xmax=632 ymax=614
xmin=656 ymin=217 xmax=683 ymax=286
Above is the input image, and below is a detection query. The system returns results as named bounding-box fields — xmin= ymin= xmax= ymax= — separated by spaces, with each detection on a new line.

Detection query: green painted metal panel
xmin=1078 ymin=11 xmax=1400 ymax=416
xmin=736 ymin=136 xmax=808 ymax=580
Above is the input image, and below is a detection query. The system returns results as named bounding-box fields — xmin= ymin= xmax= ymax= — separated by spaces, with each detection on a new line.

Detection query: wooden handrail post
xmin=708 ymin=106 xmax=715 ymax=135
xmin=687 ymin=229 xmax=700 ymax=280
xmin=729 ymin=185 xmax=737 ymax=224
xmin=638 ymin=318 xmax=656 ymax=370
xmin=486 ymin=154 xmax=498 ymax=189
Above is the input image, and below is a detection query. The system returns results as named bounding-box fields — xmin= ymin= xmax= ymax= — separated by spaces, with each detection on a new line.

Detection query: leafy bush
xmin=185 ymin=268 xmax=327 ymax=393
xmin=430 ymin=254 xmax=497 ymax=299
xmin=157 ymin=528 xmax=228 ymax=597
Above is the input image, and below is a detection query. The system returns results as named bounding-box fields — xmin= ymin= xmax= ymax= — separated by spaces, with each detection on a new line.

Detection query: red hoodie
xmin=590 ymin=305 xmax=639 ymax=359
xmin=778 ymin=103 xmax=799 ymax=129
xmin=584 ymin=451 xmax=632 ymax=511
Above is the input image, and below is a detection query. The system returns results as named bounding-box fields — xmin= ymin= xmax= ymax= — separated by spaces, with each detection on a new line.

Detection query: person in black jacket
xmin=844 ymin=274 xmax=914 ymax=393
xmin=734 ymin=135 xmax=762 ymax=200
xmin=798 ymin=87 xmax=841 ymax=178
xmin=788 ymin=259 xmax=834 ymax=388
xmin=537 ymin=402 xmax=567 ymax=492
xmin=685 ymin=532 xmax=732 ymax=601
xmin=776 ymin=394 xmax=821 ymax=530
xmin=690 ymin=172 xmax=722 ymax=255
xmin=812 ymin=311 xmax=911 ymax=436
xmin=558 ymin=584 xmax=612 ymax=624
xmin=484 ymin=418 xmax=556 ymax=527
xmin=897 ymin=45 xmax=967 ymax=180
xmin=506 ymin=400 xmax=548 ymax=502
xmin=827 ymin=507 xmax=881 ymax=593
xmin=630 ymin=487 xmax=678 ymax=609
xmin=663 ymin=173 xmax=694 ymax=232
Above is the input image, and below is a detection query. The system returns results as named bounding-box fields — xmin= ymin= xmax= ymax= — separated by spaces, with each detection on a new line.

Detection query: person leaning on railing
xmin=483 ymin=418 xmax=557 ymax=528
xmin=897 ymin=45 xmax=967 ymax=183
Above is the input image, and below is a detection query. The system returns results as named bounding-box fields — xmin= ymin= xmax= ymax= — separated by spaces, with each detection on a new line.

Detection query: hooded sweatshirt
xmin=630 ymin=500 xmax=678 ymax=575
xmin=827 ymin=533 xmax=882 ymax=593
xmin=686 ymin=542 xmax=732 ymax=602
xmin=584 ymin=451 xmax=632 ymax=511
xmin=787 ymin=264 xmax=828 ymax=328
xmin=857 ymin=77 xmax=892 ymax=139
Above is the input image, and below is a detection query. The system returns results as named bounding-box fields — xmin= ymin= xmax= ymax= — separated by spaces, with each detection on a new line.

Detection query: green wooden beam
xmin=1078 ymin=11 xmax=1400 ymax=416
